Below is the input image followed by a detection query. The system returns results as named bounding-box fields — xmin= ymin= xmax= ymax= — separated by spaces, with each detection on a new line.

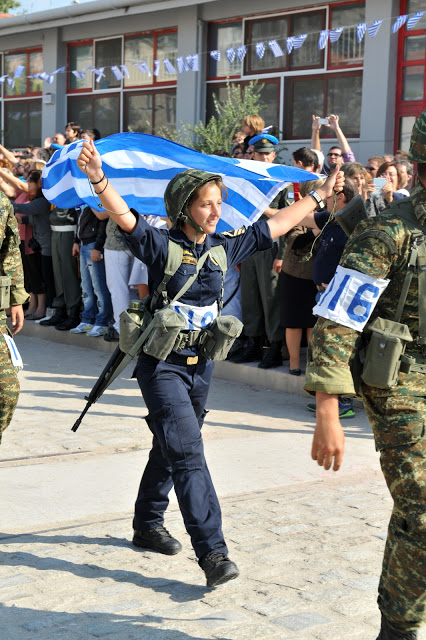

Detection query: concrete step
xmin=18 ymin=320 xmax=309 ymax=396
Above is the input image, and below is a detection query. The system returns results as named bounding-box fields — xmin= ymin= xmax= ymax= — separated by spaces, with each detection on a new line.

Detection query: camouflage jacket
xmin=304 ymin=181 xmax=426 ymax=397
xmin=0 ymin=191 xmax=29 ymax=320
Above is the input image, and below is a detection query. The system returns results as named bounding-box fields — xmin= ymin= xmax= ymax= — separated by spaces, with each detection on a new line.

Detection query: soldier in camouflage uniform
xmin=0 ymin=192 xmax=29 ymax=444
xmin=304 ymin=112 xmax=426 ymax=639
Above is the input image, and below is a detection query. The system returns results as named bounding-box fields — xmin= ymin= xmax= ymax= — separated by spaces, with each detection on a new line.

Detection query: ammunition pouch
xmin=361 ymin=317 xmax=413 ymax=389
xmin=0 ymin=276 xmax=11 ymax=311
xmin=199 ymin=315 xmax=243 ymax=361
xmin=119 ymin=299 xmax=152 ymax=355
xmin=142 ymin=307 xmax=186 ymax=361
xmin=400 ymin=351 xmax=426 ymax=375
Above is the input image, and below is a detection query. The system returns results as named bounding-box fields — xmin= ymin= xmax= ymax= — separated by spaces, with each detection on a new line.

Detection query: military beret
xmin=249 ymin=133 xmax=279 ymax=153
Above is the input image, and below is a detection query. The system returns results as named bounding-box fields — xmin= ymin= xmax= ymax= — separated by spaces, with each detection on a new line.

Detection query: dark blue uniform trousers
xmin=133 ymin=353 xmax=228 ymax=560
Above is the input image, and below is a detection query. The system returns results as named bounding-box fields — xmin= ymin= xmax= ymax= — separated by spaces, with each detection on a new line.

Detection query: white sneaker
xmin=87 ymin=325 xmax=108 ymax=337
xmin=70 ymin=322 xmax=94 ymax=334
xmin=35 ymin=307 xmax=55 ymax=324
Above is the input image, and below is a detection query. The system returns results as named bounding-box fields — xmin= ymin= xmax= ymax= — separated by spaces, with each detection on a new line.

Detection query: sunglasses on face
xmin=327 ymin=152 xmax=342 ymax=158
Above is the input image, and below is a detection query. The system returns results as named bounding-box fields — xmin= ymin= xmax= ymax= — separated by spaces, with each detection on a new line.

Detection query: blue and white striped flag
xmin=256 ymin=42 xmax=266 ymax=59
xmin=210 ymin=50 xmax=220 ymax=62
xmin=72 ymin=70 xmax=85 ymax=80
xmin=120 ymin=65 xmax=130 ymax=79
xmin=237 ymin=45 xmax=247 ymax=61
xmin=392 ymin=14 xmax=408 ymax=33
xmin=153 ymin=60 xmax=160 ymax=76
xmin=293 ymin=34 xmax=307 ymax=49
xmin=329 ymin=27 xmax=344 ymax=43
xmin=268 ymin=40 xmax=284 ymax=57
xmin=407 ymin=12 xmax=424 ymax=30
xmin=186 ymin=54 xmax=199 ymax=71
xmin=163 ymin=58 xmax=176 ymax=74
xmin=111 ymin=65 xmax=124 ymax=81
xmin=356 ymin=23 xmax=367 ymax=42
xmin=318 ymin=30 xmax=329 ymax=50
xmin=367 ymin=20 xmax=382 ymax=38
xmin=41 ymin=133 xmax=318 ymax=232
xmin=176 ymin=57 xmax=189 ymax=73
xmin=226 ymin=47 xmax=236 ymax=63
xmin=286 ymin=37 xmax=295 ymax=54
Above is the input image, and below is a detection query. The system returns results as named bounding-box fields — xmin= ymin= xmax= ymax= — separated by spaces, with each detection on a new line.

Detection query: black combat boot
xmin=132 ymin=526 xmax=182 ymax=555
xmin=199 ymin=552 xmax=239 ymax=587
xmin=230 ymin=337 xmax=262 ymax=363
xmin=258 ymin=341 xmax=283 ymax=369
xmin=55 ymin=306 xmax=80 ymax=331
xmin=39 ymin=307 xmax=67 ymax=327
xmin=376 ymin=614 xmax=418 ymax=640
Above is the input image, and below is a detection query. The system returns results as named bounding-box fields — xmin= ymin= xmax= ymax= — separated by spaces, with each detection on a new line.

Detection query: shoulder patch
xmin=355 ymin=229 xmax=398 ymax=254
xmin=222 ymin=226 xmax=247 ymax=238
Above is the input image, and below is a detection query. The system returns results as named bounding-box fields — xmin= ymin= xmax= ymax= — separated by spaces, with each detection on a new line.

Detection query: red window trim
xmin=123 ymin=87 xmax=177 ymax=134
xmin=124 ymin=28 xmax=178 ymax=89
xmin=285 ymin=70 xmax=362 ymax=139
xmin=3 ymin=47 xmax=43 ymax=98
xmin=327 ymin=0 xmax=366 ymax=71
xmin=394 ymin=0 xmax=426 ymax=151
xmin=67 ymin=40 xmax=93 ymax=94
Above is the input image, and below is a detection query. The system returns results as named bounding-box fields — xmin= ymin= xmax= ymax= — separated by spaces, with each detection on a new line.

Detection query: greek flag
xmin=268 ymin=40 xmax=284 ymax=57
xmin=286 ymin=37 xmax=295 ymax=54
xmin=407 ymin=12 xmax=424 ymax=30
xmin=356 ymin=23 xmax=367 ymax=42
xmin=226 ymin=47 xmax=236 ymax=63
xmin=256 ymin=42 xmax=266 ymax=59
xmin=367 ymin=20 xmax=382 ymax=38
xmin=392 ymin=15 xmax=408 ymax=33
xmin=318 ymin=30 xmax=329 ymax=50
xmin=293 ymin=34 xmax=307 ymax=49
xmin=329 ymin=27 xmax=344 ymax=43
xmin=41 ymin=133 xmax=318 ymax=232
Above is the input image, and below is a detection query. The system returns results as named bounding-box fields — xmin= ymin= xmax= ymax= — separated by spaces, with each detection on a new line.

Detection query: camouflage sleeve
xmin=0 ymin=195 xmax=29 ymax=306
xmin=304 ymin=217 xmax=400 ymax=397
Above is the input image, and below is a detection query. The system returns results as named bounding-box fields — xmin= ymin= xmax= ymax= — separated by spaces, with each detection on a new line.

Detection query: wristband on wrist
xmin=95 ymin=178 xmax=109 ymax=195
xmin=90 ymin=172 xmax=106 ymax=185
xmin=309 ymin=190 xmax=326 ymax=211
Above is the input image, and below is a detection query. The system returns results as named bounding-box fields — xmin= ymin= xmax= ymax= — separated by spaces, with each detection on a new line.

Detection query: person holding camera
xmin=311 ymin=114 xmax=355 ymax=174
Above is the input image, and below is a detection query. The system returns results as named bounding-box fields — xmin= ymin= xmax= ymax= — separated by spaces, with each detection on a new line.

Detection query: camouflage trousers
xmin=362 ymin=371 xmax=426 ymax=631
xmin=0 ymin=326 xmax=20 ymax=445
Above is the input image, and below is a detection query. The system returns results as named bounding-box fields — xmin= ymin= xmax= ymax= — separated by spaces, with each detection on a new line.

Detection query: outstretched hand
xmin=312 ymin=115 xmax=321 ymax=131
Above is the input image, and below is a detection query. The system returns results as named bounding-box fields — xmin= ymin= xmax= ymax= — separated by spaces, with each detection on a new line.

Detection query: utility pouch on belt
xmin=0 ymin=276 xmax=11 ymax=310
xmin=142 ymin=307 xmax=186 ymax=361
xmin=199 ymin=315 xmax=243 ymax=361
xmin=119 ymin=297 xmax=152 ymax=355
xmin=361 ymin=317 xmax=412 ymax=389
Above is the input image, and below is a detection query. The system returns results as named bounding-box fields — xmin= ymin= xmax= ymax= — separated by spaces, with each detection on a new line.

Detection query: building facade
xmin=0 ymin=0 xmax=424 ymax=162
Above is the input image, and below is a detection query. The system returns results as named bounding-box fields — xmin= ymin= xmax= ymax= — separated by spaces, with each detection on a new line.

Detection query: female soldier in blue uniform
xmin=77 ymin=140 xmax=343 ymax=587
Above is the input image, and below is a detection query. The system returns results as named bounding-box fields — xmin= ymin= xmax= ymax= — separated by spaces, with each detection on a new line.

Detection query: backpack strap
xmin=149 ymin=239 xmax=183 ymax=311
xmin=209 ymin=245 xmax=228 ymax=313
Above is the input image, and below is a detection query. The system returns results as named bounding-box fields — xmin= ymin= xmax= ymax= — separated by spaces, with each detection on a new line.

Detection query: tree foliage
xmin=0 ymin=0 xmax=20 ymax=13
xmin=156 ymin=80 xmax=265 ymax=155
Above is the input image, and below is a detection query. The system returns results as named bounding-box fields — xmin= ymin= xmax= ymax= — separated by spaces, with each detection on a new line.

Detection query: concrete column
xmin=41 ymin=28 xmax=67 ymax=142
xmin=358 ymin=0 xmax=400 ymax=161
xmin=176 ymin=5 xmax=202 ymax=132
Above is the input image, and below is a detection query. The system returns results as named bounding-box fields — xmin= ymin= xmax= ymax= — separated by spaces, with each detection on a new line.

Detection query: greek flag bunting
xmin=318 ymin=30 xmax=329 ymax=50
xmin=186 ymin=54 xmax=199 ymax=71
xmin=110 ymin=66 xmax=124 ymax=81
xmin=226 ymin=47 xmax=236 ymax=63
xmin=268 ymin=40 xmax=284 ymax=57
xmin=392 ymin=14 xmax=408 ymax=33
xmin=356 ymin=23 xmax=367 ymax=42
xmin=367 ymin=20 xmax=382 ymax=38
xmin=0 ymin=75 xmax=8 ymax=84
xmin=256 ymin=42 xmax=266 ymax=59
xmin=407 ymin=12 xmax=424 ymax=30
xmin=329 ymin=27 xmax=344 ymax=43
xmin=13 ymin=66 xmax=25 ymax=78
xmin=210 ymin=50 xmax=221 ymax=61
xmin=41 ymin=133 xmax=318 ymax=233
xmin=176 ymin=57 xmax=189 ymax=73
xmin=120 ymin=65 xmax=130 ymax=79
xmin=293 ymin=34 xmax=307 ymax=49
xmin=153 ymin=60 xmax=160 ymax=76
xmin=134 ymin=62 xmax=151 ymax=76
xmin=237 ymin=45 xmax=247 ymax=61
xmin=7 ymin=78 xmax=14 ymax=89
xmin=286 ymin=37 xmax=295 ymax=54
xmin=93 ymin=68 xmax=105 ymax=83
xmin=72 ymin=70 xmax=85 ymax=80
xmin=163 ymin=59 xmax=176 ymax=74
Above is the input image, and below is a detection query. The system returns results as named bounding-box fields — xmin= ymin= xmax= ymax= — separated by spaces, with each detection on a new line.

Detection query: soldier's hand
xmin=317 ymin=165 xmax=345 ymax=199
xmin=311 ymin=393 xmax=345 ymax=471
xmin=10 ymin=304 xmax=24 ymax=335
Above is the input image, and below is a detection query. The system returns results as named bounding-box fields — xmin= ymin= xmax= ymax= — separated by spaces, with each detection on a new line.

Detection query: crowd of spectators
xmin=0 ymin=113 xmax=415 ymax=362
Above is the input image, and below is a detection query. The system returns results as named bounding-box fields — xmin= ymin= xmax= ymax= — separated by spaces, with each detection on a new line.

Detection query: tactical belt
xmin=165 ymin=352 xmax=204 ymax=366
xmin=173 ymin=330 xmax=202 ymax=351
xmin=51 ymin=225 xmax=77 ymax=232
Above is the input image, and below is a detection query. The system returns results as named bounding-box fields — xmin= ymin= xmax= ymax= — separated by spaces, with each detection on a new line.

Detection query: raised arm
xmin=0 ymin=144 xmax=18 ymax=167
xmin=327 ymin=114 xmax=350 ymax=155
xmin=267 ymin=166 xmax=343 ymax=239
xmin=311 ymin=115 xmax=322 ymax=152
xmin=0 ymin=168 xmax=28 ymax=193
xmin=77 ymin=141 xmax=137 ymax=233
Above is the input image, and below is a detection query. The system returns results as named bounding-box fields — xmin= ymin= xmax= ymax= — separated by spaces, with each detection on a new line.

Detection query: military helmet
xmin=164 ymin=168 xmax=222 ymax=227
xmin=408 ymin=110 xmax=426 ymax=163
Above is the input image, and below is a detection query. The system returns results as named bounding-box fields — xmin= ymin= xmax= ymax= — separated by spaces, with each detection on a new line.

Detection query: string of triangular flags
xmin=0 ymin=10 xmax=424 ymax=89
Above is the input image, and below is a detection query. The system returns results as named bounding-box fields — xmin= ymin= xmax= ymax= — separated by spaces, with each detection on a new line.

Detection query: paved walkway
xmin=0 ymin=334 xmax=423 ymax=640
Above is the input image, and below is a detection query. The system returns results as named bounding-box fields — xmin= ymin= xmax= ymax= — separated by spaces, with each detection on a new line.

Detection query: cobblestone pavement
xmin=0 ymin=335 xmax=424 ymax=640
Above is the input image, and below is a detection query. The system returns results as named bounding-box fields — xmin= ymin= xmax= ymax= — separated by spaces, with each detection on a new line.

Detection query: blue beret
xmin=249 ymin=133 xmax=279 ymax=146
